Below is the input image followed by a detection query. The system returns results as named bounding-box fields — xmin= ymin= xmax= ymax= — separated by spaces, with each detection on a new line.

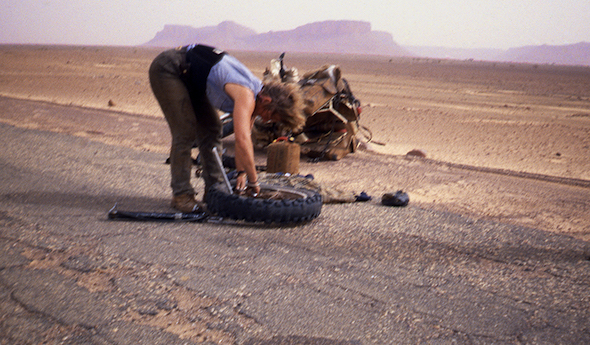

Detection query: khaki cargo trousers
xmin=148 ymin=47 xmax=224 ymax=198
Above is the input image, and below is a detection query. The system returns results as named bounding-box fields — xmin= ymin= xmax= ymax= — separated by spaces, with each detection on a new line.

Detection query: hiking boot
xmin=171 ymin=194 xmax=203 ymax=213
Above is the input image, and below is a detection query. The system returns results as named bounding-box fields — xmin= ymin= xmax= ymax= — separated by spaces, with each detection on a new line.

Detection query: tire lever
xmin=212 ymin=147 xmax=233 ymax=194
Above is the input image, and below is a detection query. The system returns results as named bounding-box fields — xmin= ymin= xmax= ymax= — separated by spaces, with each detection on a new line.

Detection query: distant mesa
xmin=143 ymin=20 xmax=410 ymax=57
xmin=402 ymin=42 xmax=590 ymax=67
xmin=144 ymin=21 xmax=590 ymax=66
xmin=145 ymin=21 xmax=257 ymax=50
xmin=501 ymin=42 xmax=590 ymax=66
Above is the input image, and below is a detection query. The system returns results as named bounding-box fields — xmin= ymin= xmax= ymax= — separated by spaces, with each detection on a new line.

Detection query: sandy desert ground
xmin=1 ymin=44 xmax=589 ymax=239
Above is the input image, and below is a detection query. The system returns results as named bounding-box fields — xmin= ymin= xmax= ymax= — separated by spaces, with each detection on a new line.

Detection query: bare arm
xmin=224 ymin=83 xmax=260 ymax=194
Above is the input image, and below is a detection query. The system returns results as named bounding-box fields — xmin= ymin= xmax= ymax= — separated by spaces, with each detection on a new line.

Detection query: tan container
xmin=266 ymin=140 xmax=300 ymax=174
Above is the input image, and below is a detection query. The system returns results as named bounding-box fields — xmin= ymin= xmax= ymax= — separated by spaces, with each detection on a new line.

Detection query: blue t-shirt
xmin=206 ymin=55 xmax=263 ymax=114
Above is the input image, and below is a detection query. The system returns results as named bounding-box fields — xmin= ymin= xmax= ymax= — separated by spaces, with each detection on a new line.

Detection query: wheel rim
xmin=256 ymin=184 xmax=309 ymax=200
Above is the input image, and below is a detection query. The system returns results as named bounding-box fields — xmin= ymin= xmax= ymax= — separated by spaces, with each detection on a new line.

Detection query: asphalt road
xmin=1 ymin=104 xmax=589 ymax=344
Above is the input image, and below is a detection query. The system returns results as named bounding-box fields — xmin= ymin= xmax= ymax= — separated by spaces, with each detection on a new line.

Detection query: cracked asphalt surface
xmin=1 ymin=99 xmax=590 ymax=344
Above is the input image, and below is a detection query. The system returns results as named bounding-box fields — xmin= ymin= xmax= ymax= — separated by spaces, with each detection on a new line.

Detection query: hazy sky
xmin=2 ymin=0 xmax=590 ymax=49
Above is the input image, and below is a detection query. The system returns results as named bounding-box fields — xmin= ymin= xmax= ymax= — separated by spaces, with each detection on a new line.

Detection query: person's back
xmin=205 ymin=54 xmax=263 ymax=114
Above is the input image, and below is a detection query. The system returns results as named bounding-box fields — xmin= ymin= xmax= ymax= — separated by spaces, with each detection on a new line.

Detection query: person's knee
xmin=171 ymin=134 xmax=196 ymax=151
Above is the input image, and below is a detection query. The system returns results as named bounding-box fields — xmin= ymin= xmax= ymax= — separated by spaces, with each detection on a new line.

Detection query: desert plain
xmin=1 ymin=44 xmax=589 ymax=239
xmin=1 ymin=44 xmax=590 ymax=343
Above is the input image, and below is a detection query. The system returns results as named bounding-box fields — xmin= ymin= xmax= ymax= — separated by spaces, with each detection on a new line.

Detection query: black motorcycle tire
xmin=205 ymin=181 xmax=322 ymax=223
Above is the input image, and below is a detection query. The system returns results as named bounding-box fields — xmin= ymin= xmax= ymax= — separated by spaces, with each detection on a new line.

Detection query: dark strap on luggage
xmin=184 ymin=44 xmax=226 ymax=93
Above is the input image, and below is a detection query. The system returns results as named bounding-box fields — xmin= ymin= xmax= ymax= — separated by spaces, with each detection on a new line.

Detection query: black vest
xmin=184 ymin=44 xmax=226 ymax=93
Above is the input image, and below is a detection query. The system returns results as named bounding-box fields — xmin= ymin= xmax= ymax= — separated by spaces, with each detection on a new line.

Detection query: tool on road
xmin=107 ymin=203 xmax=209 ymax=222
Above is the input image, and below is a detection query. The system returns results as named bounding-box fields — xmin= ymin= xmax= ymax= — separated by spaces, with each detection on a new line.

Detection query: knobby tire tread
xmin=205 ymin=182 xmax=322 ymax=223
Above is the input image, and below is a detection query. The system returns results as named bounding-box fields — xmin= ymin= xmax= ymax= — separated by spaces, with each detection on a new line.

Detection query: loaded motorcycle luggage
xmin=252 ymin=53 xmax=363 ymax=161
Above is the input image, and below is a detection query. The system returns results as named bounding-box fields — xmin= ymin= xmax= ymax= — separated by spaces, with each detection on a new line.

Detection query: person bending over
xmin=149 ymin=44 xmax=305 ymax=213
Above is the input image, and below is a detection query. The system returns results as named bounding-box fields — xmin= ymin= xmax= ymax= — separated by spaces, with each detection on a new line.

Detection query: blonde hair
xmin=260 ymin=80 xmax=306 ymax=132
